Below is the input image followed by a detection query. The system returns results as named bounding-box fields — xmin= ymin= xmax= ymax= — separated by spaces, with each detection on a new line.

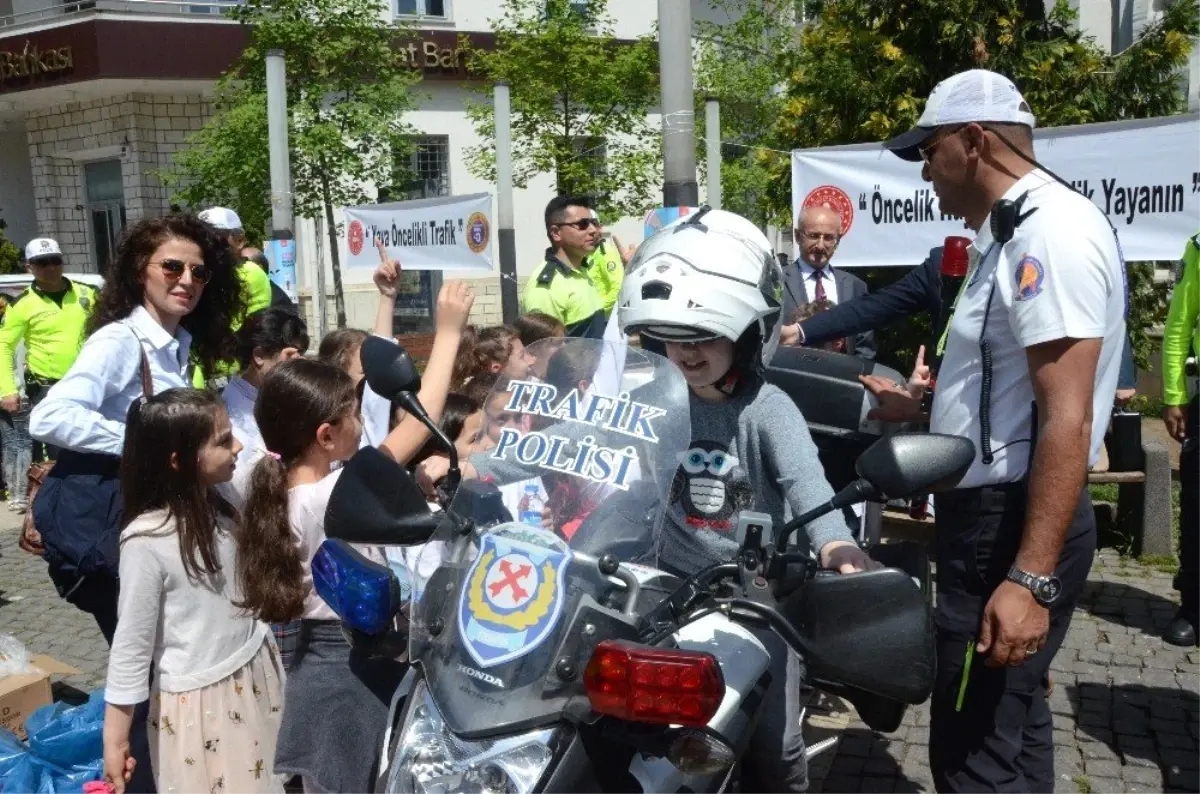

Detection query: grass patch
xmin=1075 ymin=775 xmax=1092 ymax=794
xmin=1138 ymin=554 xmax=1180 ymax=574
xmin=1126 ymin=394 xmax=1165 ymax=418
xmin=1089 ymin=480 xmax=1182 ymax=560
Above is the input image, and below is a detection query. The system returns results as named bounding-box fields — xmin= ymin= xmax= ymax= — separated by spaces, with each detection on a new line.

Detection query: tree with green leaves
xmin=161 ymin=0 xmax=421 ymax=327
xmin=462 ymin=0 xmax=660 ymax=223
xmin=0 ymin=219 xmax=21 ymax=276
xmin=759 ymin=0 xmax=1199 ymax=371
xmin=694 ymin=0 xmax=798 ymax=228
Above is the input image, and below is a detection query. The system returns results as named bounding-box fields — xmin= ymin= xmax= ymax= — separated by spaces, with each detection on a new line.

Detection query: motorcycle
xmin=314 ymin=337 xmax=973 ymax=793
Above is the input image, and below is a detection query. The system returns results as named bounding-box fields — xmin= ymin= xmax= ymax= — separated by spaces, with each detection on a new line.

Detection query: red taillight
xmin=583 ymin=640 xmax=725 ymax=727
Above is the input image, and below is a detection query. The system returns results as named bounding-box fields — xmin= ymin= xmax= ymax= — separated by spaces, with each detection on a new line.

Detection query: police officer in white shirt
xmin=877 ymin=70 xmax=1124 ymax=792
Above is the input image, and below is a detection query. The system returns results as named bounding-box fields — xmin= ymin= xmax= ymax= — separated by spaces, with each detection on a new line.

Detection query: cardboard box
xmin=0 ymin=655 xmax=81 ymax=740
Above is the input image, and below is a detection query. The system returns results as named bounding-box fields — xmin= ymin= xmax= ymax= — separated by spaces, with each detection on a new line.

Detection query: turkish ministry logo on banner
xmin=802 ymin=185 xmax=855 ymax=237
xmin=348 ymin=220 xmax=366 ymax=257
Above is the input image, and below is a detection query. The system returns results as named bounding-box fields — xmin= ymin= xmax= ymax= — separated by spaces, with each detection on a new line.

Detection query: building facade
xmin=0 ymin=0 xmax=1194 ymax=333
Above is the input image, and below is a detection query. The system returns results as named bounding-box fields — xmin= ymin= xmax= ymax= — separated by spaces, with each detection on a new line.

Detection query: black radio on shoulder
xmin=989 ymin=191 xmax=1035 ymax=245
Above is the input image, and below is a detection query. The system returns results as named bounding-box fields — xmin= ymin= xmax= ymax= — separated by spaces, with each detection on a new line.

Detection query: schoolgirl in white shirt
xmin=103 ymin=388 xmax=283 ymax=794
xmin=234 ymin=279 xmax=473 ymax=793
xmin=218 ymin=307 xmax=310 ymax=511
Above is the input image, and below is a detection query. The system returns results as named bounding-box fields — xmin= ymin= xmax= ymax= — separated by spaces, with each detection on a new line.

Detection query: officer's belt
xmin=937 ymin=482 xmax=1026 ymax=512
xmin=24 ymin=370 xmax=59 ymax=387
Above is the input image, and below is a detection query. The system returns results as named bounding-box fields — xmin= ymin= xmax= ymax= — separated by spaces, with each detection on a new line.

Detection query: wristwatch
xmin=1006 ymin=566 xmax=1062 ymax=607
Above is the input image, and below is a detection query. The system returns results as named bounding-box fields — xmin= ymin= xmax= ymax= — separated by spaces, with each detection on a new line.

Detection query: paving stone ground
xmin=0 ymin=514 xmax=1195 ymax=794
xmin=807 ymin=549 xmax=1200 ymax=793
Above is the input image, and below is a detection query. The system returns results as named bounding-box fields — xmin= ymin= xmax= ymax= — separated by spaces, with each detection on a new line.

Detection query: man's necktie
xmin=813 ymin=268 xmax=827 ymax=302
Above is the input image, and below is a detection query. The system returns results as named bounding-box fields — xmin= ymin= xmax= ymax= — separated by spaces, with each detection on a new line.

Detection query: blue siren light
xmin=312 ymin=539 xmax=401 ymax=636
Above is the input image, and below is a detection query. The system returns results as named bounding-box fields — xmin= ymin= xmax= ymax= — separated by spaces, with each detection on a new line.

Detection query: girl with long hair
xmin=103 ymin=389 xmax=283 ymax=794
xmin=235 ymin=281 xmax=472 ymax=792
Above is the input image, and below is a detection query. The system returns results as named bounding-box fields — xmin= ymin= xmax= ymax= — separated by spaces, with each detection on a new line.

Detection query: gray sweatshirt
xmin=471 ymin=378 xmax=852 ymax=575
xmin=660 ymin=380 xmax=852 ymax=575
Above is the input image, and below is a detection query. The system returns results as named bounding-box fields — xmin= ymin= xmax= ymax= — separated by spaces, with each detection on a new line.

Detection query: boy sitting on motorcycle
xmin=616 ymin=208 xmax=877 ymax=793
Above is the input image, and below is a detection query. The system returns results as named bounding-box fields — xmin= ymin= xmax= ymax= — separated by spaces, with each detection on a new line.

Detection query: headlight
xmin=386 ymin=680 xmax=554 ymax=794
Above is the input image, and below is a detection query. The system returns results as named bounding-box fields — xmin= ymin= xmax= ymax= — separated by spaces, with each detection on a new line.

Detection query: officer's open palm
xmin=976 ymin=580 xmax=1049 ymax=667
xmin=1164 ymin=404 xmax=1187 ymax=443
xmin=436 ymin=280 xmax=475 ymax=332
xmin=612 ymin=235 xmax=638 ymax=266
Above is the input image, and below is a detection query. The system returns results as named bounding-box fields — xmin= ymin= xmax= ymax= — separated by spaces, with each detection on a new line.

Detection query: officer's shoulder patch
xmin=1014 ymin=254 xmax=1044 ymax=302
xmin=536 ymin=261 xmax=558 ymax=286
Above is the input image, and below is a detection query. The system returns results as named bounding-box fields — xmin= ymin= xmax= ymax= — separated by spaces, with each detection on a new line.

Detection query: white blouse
xmin=29 ymin=306 xmax=193 ymax=456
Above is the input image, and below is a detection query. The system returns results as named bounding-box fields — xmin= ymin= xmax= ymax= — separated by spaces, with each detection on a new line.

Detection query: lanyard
xmin=935 ymin=242 xmax=994 ymax=358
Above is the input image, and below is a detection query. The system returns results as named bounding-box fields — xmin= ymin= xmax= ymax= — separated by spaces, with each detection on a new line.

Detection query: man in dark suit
xmin=797 ymin=246 xmax=944 ymax=349
xmin=779 ymin=206 xmax=875 ymax=360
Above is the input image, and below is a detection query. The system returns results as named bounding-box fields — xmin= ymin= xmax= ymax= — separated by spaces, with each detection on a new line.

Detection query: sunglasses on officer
xmin=28 ymin=257 xmax=63 ymax=268
xmin=149 ymin=258 xmax=213 ymax=284
xmin=918 ymin=124 xmax=967 ymax=165
xmin=555 ymin=218 xmax=601 ymax=231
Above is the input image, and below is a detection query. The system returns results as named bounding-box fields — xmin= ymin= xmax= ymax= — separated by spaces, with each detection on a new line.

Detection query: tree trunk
xmin=320 ymin=170 xmax=347 ymax=328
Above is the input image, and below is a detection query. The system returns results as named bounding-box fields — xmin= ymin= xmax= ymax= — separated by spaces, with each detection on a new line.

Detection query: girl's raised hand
xmin=374 ymin=238 xmax=400 ymax=299
xmin=436 ymin=280 xmax=475 ymax=333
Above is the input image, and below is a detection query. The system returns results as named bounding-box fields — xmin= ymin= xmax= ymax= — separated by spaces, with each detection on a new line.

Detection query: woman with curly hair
xmin=27 ymin=214 xmax=242 ymax=794
xmin=30 ymin=213 xmax=245 ymax=645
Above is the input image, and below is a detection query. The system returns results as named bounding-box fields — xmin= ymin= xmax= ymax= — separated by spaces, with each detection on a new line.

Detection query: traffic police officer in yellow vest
xmin=522 ymin=195 xmax=607 ymax=338
xmin=584 ymin=209 xmax=635 ymax=317
xmin=1162 ymin=232 xmax=1199 ymax=646
xmin=0 ymin=238 xmax=96 ymax=462
xmin=194 ymin=207 xmax=274 ymax=387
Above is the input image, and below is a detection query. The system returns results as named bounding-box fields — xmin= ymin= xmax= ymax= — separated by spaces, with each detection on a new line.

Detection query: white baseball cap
xmin=24 ymin=238 xmax=62 ymax=261
xmin=885 ymin=69 xmax=1037 ymax=162
xmin=198 ymin=207 xmax=243 ymax=231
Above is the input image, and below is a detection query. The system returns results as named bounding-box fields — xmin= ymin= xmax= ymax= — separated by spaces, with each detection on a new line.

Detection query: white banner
xmin=791 ymin=113 xmax=1200 ymax=266
xmin=342 ymin=192 xmax=493 ymax=274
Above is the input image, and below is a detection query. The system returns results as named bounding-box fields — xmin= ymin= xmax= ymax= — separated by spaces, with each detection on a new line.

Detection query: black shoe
xmin=1164 ymin=612 xmax=1198 ymax=647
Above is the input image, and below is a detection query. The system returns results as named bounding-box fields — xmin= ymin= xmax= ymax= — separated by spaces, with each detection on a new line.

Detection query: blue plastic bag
xmin=0 ymin=689 xmax=104 ymax=793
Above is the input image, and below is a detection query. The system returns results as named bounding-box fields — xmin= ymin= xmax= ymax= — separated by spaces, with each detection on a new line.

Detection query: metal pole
xmin=265 ymin=50 xmax=293 ymax=234
xmin=314 ymin=215 xmax=329 ymax=341
xmin=705 ymin=96 xmax=721 ymax=210
xmin=658 ymin=0 xmax=698 ymax=207
xmin=494 ymin=81 xmax=519 ymax=323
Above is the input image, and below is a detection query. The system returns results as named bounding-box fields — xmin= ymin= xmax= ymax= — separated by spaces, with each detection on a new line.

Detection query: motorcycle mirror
xmin=325 ymin=446 xmax=442 ymax=545
xmin=853 ymin=432 xmax=974 ymax=500
xmin=361 ymin=336 xmax=423 ymax=400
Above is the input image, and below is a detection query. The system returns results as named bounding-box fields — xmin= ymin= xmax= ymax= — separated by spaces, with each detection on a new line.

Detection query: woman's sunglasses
xmin=150 ymin=259 xmax=212 ymax=284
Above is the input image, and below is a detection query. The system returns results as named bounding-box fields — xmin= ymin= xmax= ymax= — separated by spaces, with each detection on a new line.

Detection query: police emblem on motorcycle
xmin=459 ymin=526 xmax=572 ymax=669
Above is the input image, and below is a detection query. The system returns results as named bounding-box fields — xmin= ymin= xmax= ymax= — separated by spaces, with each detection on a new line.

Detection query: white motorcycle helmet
xmin=617 ymin=207 xmax=784 ymax=372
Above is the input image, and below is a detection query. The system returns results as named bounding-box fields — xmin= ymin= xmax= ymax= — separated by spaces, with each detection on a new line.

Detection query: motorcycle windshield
xmin=408 ymin=338 xmax=691 ymax=738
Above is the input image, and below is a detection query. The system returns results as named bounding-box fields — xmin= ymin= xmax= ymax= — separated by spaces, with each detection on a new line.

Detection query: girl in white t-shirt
xmin=102 ymin=388 xmax=284 ymax=794
xmin=234 ymin=281 xmax=472 ymax=793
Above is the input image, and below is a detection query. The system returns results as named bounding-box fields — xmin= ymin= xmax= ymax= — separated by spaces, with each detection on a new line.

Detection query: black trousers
xmin=1178 ymin=395 xmax=1198 ymax=619
xmin=929 ymin=484 xmax=1096 ymax=792
xmin=24 ymin=377 xmax=58 ymax=463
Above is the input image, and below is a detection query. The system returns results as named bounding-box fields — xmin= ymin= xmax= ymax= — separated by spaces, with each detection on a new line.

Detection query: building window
xmin=395 ymin=0 xmax=446 ymax=17
xmin=382 ymin=135 xmax=450 ymax=202
xmin=543 ymin=0 xmax=593 ymax=24
xmin=556 ymin=136 xmax=605 ymax=195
